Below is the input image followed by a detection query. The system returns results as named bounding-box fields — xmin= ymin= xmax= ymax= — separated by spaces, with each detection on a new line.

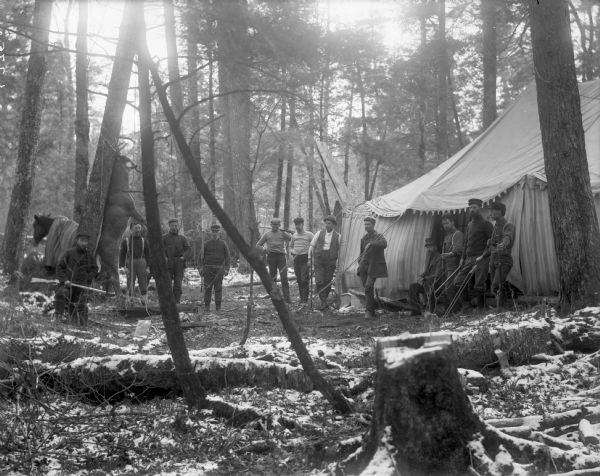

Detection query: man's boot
xmin=215 ymin=301 xmax=221 ymax=312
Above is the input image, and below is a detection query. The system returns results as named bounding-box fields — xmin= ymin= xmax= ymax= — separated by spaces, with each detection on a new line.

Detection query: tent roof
xmin=367 ymin=80 xmax=600 ymax=217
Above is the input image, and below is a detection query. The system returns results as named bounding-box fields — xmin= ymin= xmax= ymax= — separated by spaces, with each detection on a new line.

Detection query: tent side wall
xmin=338 ymin=208 xmax=434 ymax=301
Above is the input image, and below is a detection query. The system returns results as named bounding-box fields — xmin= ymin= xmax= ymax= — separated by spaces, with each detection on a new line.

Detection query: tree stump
xmin=358 ymin=333 xmax=484 ymax=476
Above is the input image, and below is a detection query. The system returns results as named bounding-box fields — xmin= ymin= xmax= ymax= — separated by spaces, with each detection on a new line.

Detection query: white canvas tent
xmin=338 ymin=80 xmax=600 ymax=300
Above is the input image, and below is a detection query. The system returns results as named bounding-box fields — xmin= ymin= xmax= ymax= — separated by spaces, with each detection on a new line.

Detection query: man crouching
xmin=54 ymin=232 xmax=98 ymax=326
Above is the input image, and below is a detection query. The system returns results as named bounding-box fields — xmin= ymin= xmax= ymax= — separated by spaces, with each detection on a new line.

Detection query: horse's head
xmin=33 ymin=214 xmax=53 ymax=245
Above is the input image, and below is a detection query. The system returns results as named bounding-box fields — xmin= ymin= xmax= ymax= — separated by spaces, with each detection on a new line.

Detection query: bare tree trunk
xmin=417 ymin=8 xmax=427 ymax=174
xmin=529 ymin=0 xmax=600 ymax=309
xmin=274 ymin=97 xmax=286 ymax=217
xmin=283 ymin=96 xmax=295 ymax=229
xmin=142 ymin=48 xmax=352 ymax=414
xmin=343 ymin=82 xmax=354 ymax=185
xmin=482 ymin=0 xmax=497 ymax=129
xmin=356 ymin=61 xmax=370 ymax=201
xmin=215 ymin=0 xmax=258 ymax=269
xmin=77 ymin=0 xmax=136 ymax=248
xmin=448 ymin=69 xmax=464 ymax=150
xmin=137 ymin=27 xmax=206 ymax=408
xmin=208 ymin=46 xmax=217 ymax=196
xmin=73 ymin=0 xmax=89 ymax=223
xmin=2 ymin=0 xmax=53 ymax=276
xmin=436 ymin=0 xmax=449 ymax=163
xmin=164 ymin=0 xmax=193 ymax=232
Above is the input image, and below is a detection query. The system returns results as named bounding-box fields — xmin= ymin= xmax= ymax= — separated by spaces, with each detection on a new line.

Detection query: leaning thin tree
xmin=137 ymin=14 xmax=207 ymax=408
xmin=2 ymin=0 xmax=53 ymax=277
xmin=529 ymin=0 xmax=600 ymax=309
xmin=138 ymin=40 xmax=352 ymax=415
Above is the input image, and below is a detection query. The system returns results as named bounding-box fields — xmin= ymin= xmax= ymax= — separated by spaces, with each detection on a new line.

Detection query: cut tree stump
xmin=353 ymin=333 xmax=485 ymax=476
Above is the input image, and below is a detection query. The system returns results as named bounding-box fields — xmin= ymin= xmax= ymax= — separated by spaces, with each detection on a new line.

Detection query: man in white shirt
xmin=290 ymin=217 xmax=314 ymax=304
xmin=308 ymin=215 xmax=341 ymax=310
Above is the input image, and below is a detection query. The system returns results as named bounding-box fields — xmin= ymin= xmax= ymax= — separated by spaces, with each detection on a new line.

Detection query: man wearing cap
xmin=55 ymin=232 xmax=98 ymax=326
xmin=290 ymin=217 xmax=314 ymax=304
xmin=200 ymin=223 xmax=230 ymax=312
xmin=119 ymin=223 xmax=150 ymax=304
xmin=163 ymin=218 xmax=191 ymax=303
xmin=408 ymin=238 xmax=443 ymax=315
xmin=357 ymin=216 xmax=388 ymax=319
xmin=479 ymin=202 xmax=515 ymax=310
xmin=440 ymin=214 xmax=464 ymax=292
xmin=450 ymin=199 xmax=493 ymax=310
xmin=308 ymin=215 xmax=341 ymax=310
xmin=257 ymin=217 xmax=292 ymax=302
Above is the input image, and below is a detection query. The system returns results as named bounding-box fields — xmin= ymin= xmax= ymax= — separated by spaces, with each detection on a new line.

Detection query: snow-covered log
xmin=486 ymin=406 xmax=600 ymax=433
xmin=37 ymin=354 xmax=315 ymax=400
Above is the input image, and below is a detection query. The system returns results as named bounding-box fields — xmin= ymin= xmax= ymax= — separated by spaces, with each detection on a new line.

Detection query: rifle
xmin=30 ymin=277 xmax=112 ymax=295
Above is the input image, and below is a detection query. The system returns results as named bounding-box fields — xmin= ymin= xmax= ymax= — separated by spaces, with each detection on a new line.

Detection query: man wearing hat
xmin=357 ymin=216 xmax=388 ymax=318
xmin=163 ymin=218 xmax=191 ymax=303
xmin=54 ymin=232 xmax=98 ymax=326
xmin=440 ymin=213 xmax=464 ymax=293
xmin=309 ymin=215 xmax=341 ymax=309
xmin=290 ymin=217 xmax=314 ymax=304
xmin=408 ymin=238 xmax=443 ymax=315
xmin=449 ymin=199 xmax=493 ymax=311
xmin=257 ymin=217 xmax=292 ymax=302
xmin=478 ymin=201 xmax=515 ymax=310
xmin=200 ymin=223 xmax=231 ymax=312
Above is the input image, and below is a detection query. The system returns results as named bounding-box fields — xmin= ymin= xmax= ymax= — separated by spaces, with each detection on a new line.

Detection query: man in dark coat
xmin=408 ymin=238 xmax=443 ymax=315
xmin=358 ymin=216 xmax=388 ymax=319
xmin=479 ymin=201 xmax=515 ymax=310
xmin=308 ymin=215 xmax=341 ymax=310
xmin=200 ymin=223 xmax=231 ymax=312
xmin=55 ymin=232 xmax=98 ymax=326
xmin=163 ymin=218 xmax=191 ymax=303
xmin=119 ymin=223 xmax=150 ymax=303
xmin=449 ymin=198 xmax=493 ymax=310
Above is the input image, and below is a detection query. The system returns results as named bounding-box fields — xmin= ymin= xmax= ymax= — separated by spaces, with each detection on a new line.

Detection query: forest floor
xmin=1 ymin=268 xmax=600 ymax=475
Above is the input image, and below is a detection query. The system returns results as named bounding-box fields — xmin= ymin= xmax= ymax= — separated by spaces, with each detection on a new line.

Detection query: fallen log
xmin=35 ymin=354 xmax=315 ymax=401
xmin=485 ymin=406 xmax=600 ymax=432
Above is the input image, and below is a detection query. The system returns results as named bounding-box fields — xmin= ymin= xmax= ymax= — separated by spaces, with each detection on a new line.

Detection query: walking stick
xmin=434 ymin=265 xmax=461 ymax=298
xmin=309 ymin=255 xmax=314 ymax=311
xmin=441 ymin=263 xmax=478 ymax=320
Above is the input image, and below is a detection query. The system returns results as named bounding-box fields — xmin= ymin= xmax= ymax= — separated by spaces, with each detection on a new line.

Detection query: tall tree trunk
xmin=529 ymin=0 xmax=600 ymax=309
xmin=164 ymin=0 xmax=193 ymax=232
xmin=274 ymin=97 xmax=286 ymax=218
xmin=482 ymin=0 xmax=498 ymax=129
xmin=343 ymin=82 xmax=354 ymax=185
xmin=137 ymin=26 xmax=207 ymax=409
xmin=436 ymin=0 xmax=449 ymax=163
xmin=215 ymin=0 xmax=258 ymax=268
xmin=186 ymin=0 xmax=203 ymax=225
xmin=77 ymin=0 xmax=136 ymax=248
xmin=2 ymin=0 xmax=52 ymax=276
xmin=283 ymin=96 xmax=295 ymax=229
xmin=448 ymin=69 xmax=464 ymax=149
xmin=73 ymin=0 xmax=89 ymax=223
xmin=141 ymin=47 xmax=352 ymax=414
xmin=356 ymin=61 xmax=370 ymax=201
xmin=208 ymin=46 xmax=217 ymax=196
xmin=417 ymin=7 xmax=428 ymax=174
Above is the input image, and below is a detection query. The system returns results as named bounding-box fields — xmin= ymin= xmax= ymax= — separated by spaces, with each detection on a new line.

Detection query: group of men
xmin=55 ymin=198 xmax=507 ymax=325
xmin=408 ymin=198 xmax=515 ymax=315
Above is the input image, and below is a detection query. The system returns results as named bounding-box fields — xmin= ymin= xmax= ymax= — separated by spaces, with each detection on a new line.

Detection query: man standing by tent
xmin=163 ymin=218 xmax=191 ymax=303
xmin=408 ymin=238 xmax=443 ymax=315
xmin=257 ymin=217 xmax=292 ymax=303
xmin=290 ymin=217 xmax=313 ymax=305
xmin=450 ymin=199 xmax=493 ymax=311
xmin=478 ymin=202 xmax=515 ymax=310
xmin=441 ymin=214 xmax=464 ymax=291
xmin=357 ymin=216 xmax=388 ymax=319
xmin=309 ymin=215 xmax=341 ymax=310
xmin=200 ymin=223 xmax=230 ymax=312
